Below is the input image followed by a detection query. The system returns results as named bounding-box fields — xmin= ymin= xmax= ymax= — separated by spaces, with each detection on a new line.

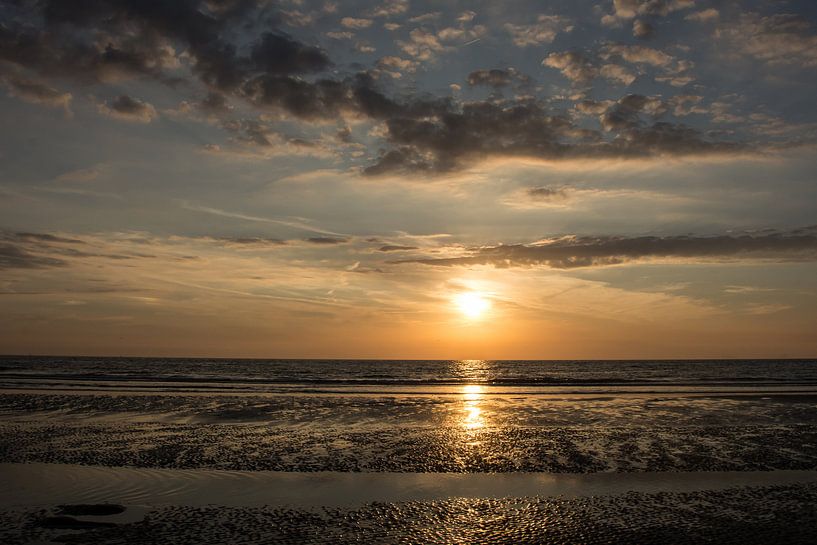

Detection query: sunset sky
xmin=1 ymin=0 xmax=816 ymax=358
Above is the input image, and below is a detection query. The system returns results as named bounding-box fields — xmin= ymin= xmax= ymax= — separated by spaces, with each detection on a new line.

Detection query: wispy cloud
xmin=179 ymin=202 xmax=348 ymax=237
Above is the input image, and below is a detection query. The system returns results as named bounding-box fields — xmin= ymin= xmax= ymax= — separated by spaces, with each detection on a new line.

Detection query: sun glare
xmin=454 ymin=292 xmax=491 ymax=319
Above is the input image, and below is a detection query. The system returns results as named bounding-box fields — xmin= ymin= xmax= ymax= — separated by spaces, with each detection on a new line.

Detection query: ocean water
xmin=1 ymin=356 xmax=816 ymax=392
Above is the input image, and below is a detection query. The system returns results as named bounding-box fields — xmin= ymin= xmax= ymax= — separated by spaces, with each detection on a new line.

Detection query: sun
xmin=454 ymin=292 xmax=491 ymax=319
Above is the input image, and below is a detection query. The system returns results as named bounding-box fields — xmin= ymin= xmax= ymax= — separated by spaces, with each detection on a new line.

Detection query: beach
xmin=2 ymin=357 xmax=817 ymax=543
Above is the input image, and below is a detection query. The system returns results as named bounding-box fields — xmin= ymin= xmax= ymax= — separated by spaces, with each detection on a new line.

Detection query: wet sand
xmin=2 ymin=390 xmax=817 ymax=472
xmin=2 ymin=384 xmax=817 ymax=543
xmin=2 ymin=483 xmax=817 ymax=544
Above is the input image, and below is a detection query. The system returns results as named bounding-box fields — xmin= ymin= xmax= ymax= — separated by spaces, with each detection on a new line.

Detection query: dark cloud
xmin=0 ymin=231 xmax=85 ymax=269
xmin=306 ymin=237 xmax=349 ymax=244
xmin=378 ymin=244 xmax=418 ymax=252
xmin=599 ymin=94 xmax=666 ymax=131
xmin=0 ymin=243 xmax=67 ymax=270
xmin=99 ymin=94 xmax=157 ymax=122
xmin=13 ymin=232 xmax=85 ymax=244
xmin=363 ymin=146 xmax=436 ymax=176
xmin=363 ymin=95 xmax=738 ymax=175
xmin=198 ymin=92 xmax=232 ymax=114
xmin=632 ymin=20 xmax=654 ymax=39
xmin=366 ymin=101 xmax=574 ymax=173
xmin=250 ymin=32 xmax=331 ymax=76
xmin=466 ymin=68 xmax=527 ymax=88
xmin=223 ymin=119 xmax=273 ymax=146
xmin=220 ymin=118 xmax=319 ymax=151
xmin=241 ymin=75 xmax=352 ymax=120
xmin=336 ymin=127 xmax=353 ymax=143
xmin=1 ymin=75 xmax=72 ymax=109
xmin=0 ymin=231 xmax=151 ymax=266
xmin=527 ymin=186 xmax=569 ymax=202
xmin=1 ymin=0 xmax=326 ymax=93
xmin=401 ymin=229 xmax=817 ymax=269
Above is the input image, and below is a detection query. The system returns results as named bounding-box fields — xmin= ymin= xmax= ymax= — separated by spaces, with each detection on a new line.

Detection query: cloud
xmin=504 ymin=15 xmax=573 ymax=47
xmin=466 ymin=68 xmax=527 ymax=88
xmin=376 ymin=55 xmax=417 ymax=77
xmin=98 ymin=95 xmax=158 ymax=123
xmin=543 ymin=51 xmax=598 ymax=83
xmin=0 ymin=231 xmax=145 ymax=270
xmin=2 ymin=75 xmax=72 ymax=111
xmin=436 ymin=25 xmax=487 ymax=45
xmin=0 ymin=1 xmax=211 ymax=85
xmin=599 ymin=64 xmax=637 ymax=86
xmin=362 ymin=89 xmax=742 ymax=175
xmin=367 ymin=0 xmax=409 ymax=18
xmin=0 ymin=0 xmax=772 ymax=176
xmin=574 ymin=99 xmax=615 ymax=115
xmin=526 ymin=186 xmax=570 ymax=202
xmin=409 ymin=13 xmax=441 ymax=24
xmin=240 ymin=75 xmax=355 ymax=120
xmin=340 ymin=17 xmax=373 ymax=29
xmin=599 ymin=94 xmax=667 ymax=131
xmin=686 ymin=9 xmax=719 ymax=23
xmin=180 ymin=202 xmax=347 ymax=237
xmin=378 ymin=245 xmax=419 ymax=252
xmin=306 ymin=236 xmax=349 ymax=244
xmin=0 ymin=1 xmax=331 ymax=96
xmin=326 ymin=31 xmax=354 ymax=40
xmin=545 ymin=44 xmax=691 ymax=87
xmin=250 ymin=32 xmax=332 ymax=75
xmin=718 ymin=13 xmax=817 ymax=68
xmin=210 ymin=237 xmax=287 ymax=248
xmin=610 ymin=0 xmax=694 ymax=20
xmin=600 ymin=44 xmax=673 ymax=67
xmin=632 ymin=20 xmax=654 ymax=39
xmin=54 ymin=166 xmax=103 ymax=183
xmin=173 ymin=92 xmax=233 ymax=119
xmin=205 ymin=123 xmax=331 ymax=159
xmin=398 ymin=29 xmax=445 ymax=61
xmin=0 ymin=243 xmax=67 ymax=270
xmin=668 ymin=95 xmax=705 ymax=116
xmin=12 ymin=232 xmax=85 ymax=244
xmin=401 ymin=228 xmax=817 ymax=269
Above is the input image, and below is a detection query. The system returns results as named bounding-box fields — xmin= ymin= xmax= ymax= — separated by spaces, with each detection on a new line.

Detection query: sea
xmin=1 ymin=356 xmax=816 ymax=394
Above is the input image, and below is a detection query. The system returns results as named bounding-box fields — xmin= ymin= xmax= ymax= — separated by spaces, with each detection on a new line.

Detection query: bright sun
xmin=454 ymin=292 xmax=491 ymax=319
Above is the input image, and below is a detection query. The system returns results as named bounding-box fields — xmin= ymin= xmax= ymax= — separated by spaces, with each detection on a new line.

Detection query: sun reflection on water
xmin=462 ymin=384 xmax=485 ymax=430
xmin=453 ymin=361 xmax=491 ymax=434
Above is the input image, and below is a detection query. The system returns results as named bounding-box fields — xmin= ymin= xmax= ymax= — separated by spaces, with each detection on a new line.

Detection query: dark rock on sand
xmin=58 ymin=504 xmax=126 ymax=516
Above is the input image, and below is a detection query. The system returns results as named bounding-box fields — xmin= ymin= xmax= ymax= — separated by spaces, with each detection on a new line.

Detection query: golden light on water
xmin=453 ymin=292 xmax=491 ymax=320
xmin=462 ymin=384 xmax=485 ymax=430
xmin=463 ymin=384 xmax=483 ymax=400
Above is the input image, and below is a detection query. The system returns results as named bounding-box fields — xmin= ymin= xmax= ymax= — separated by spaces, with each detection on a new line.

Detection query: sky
xmin=1 ymin=0 xmax=817 ymax=359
